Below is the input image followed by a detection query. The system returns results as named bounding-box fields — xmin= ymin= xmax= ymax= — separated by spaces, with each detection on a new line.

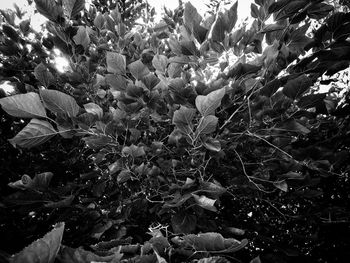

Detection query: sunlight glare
xmin=0 ymin=81 xmax=16 ymax=95
xmin=54 ymin=56 xmax=71 ymax=73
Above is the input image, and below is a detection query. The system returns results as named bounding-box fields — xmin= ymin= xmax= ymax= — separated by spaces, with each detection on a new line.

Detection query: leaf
xmin=106 ymin=52 xmax=126 ymax=74
xmin=195 ymin=87 xmax=225 ymax=116
xmin=83 ymin=135 xmax=114 ymax=149
xmin=172 ymin=106 xmax=196 ymax=134
xmin=34 ymin=63 xmax=55 ymax=87
xmin=62 ymin=0 xmax=85 ymax=19
xmin=203 ymin=137 xmax=221 ymax=152
xmin=278 ymin=119 xmax=310 ymax=134
xmin=0 ymin=92 xmax=46 ymax=118
xmin=260 ymin=78 xmax=282 ymax=97
xmin=44 ymin=195 xmax=75 ymax=208
xmin=128 ymin=60 xmax=150 ymax=80
xmin=183 ymin=2 xmax=202 ymax=33
xmin=58 ymin=245 xmax=123 ymax=263
xmin=250 ymin=256 xmax=262 ymax=263
xmin=73 ymin=26 xmax=90 ymax=49
xmin=192 ymin=194 xmax=217 ymax=212
xmin=106 ymin=74 xmax=127 ymax=91
xmin=196 ymin=116 xmax=218 ymax=136
xmin=94 ymin=12 xmax=105 ymax=29
xmin=197 ymin=257 xmax=230 ymax=263
xmin=177 ymin=232 xmax=248 ymax=253
xmin=268 ymin=0 xmax=290 ymax=14
xmin=288 ymin=23 xmax=312 ymax=55
xmin=283 ymin=74 xmax=312 ymax=99
xmin=307 ymin=3 xmax=333 ymax=19
xmin=8 ymin=172 xmax=53 ymax=191
xmin=142 ymin=73 xmax=160 ymax=90
xmin=171 ymin=212 xmax=197 ymax=234
xmin=200 ymin=181 xmax=226 ymax=197
xmin=40 ymin=89 xmax=80 ymax=117
xmin=251 ymin=3 xmax=260 ymax=18
xmin=224 ymin=1 xmax=238 ymax=33
xmin=9 ymin=119 xmax=56 ymax=148
xmin=84 ymin=102 xmax=103 ymax=119
xmin=209 ymin=13 xmax=226 ymax=43
xmin=261 ymin=23 xmax=285 ymax=33
xmin=10 ymin=222 xmax=64 ymax=263
xmin=273 ymin=180 xmax=288 ymax=192
xmin=297 ymin=93 xmax=326 ymax=109
xmin=117 ymin=170 xmax=131 ymax=184
xmin=152 ymin=54 xmax=168 ymax=73
xmin=122 ymin=144 xmax=146 ymax=158
xmin=34 ymin=0 xmax=63 ymax=21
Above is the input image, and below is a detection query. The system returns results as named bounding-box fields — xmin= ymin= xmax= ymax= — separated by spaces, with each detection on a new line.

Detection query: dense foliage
xmin=0 ymin=0 xmax=350 ymax=262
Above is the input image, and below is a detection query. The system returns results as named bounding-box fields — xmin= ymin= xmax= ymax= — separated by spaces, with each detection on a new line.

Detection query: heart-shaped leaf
xmin=195 ymin=88 xmax=225 ymax=116
xmin=73 ymin=26 xmax=90 ymax=49
xmin=283 ymin=74 xmax=312 ymax=100
xmin=152 ymin=54 xmax=168 ymax=73
xmin=34 ymin=63 xmax=55 ymax=87
xmin=0 ymin=92 xmax=46 ymax=118
xmin=172 ymin=106 xmax=196 ymax=134
xmin=106 ymin=52 xmax=126 ymax=74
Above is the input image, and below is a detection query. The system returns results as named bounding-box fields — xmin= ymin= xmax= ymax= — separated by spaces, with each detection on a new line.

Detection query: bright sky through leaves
xmin=0 ymin=0 xmax=253 ymax=94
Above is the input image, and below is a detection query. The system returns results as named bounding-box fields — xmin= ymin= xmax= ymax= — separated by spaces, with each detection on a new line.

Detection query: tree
xmin=0 ymin=0 xmax=350 ymax=262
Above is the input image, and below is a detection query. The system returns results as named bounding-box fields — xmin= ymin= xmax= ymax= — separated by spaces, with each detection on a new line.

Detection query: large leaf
xmin=196 ymin=115 xmax=218 ymax=135
xmin=195 ymin=88 xmax=225 ymax=116
xmin=9 ymin=222 xmax=64 ymax=263
xmin=62 ymin=0 xmax=85 ymax=19
xmin=0 ymin=92 xmax=46 ymax=118
xmin=172 ymin=106 xmax=196 ymax=134
xmin=73 ymin=26 xmax=90 ymax=49
xmin=9 ymin=119 xmax=57 ymax=148
xmin=40 ymin=89 xmax=80 ymax=117
xmin=283 ymin=74 xmax=312 ymax=99
xmin=34 ymin=0 xmax=63 ymax=21
xmin=128 ymin=60 xmax=150 ymax=80
xmin=34 ymin=63 xmax=55 ymax=87
xmin=106 ymin=52 xmax=126 ymax=74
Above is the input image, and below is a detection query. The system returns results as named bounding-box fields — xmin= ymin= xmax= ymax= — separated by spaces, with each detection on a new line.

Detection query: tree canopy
xmin=0 ymin=0 xmax=349 ymax=262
